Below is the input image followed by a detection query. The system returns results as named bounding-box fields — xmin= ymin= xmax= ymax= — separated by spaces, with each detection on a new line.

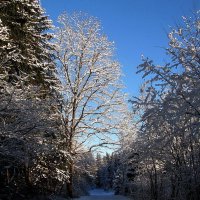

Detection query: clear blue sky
xmin=41 ymin=0 xmax=200 ymax=97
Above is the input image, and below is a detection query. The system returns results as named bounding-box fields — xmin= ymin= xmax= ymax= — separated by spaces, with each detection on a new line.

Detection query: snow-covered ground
xmin=74 ymin=189 xmax=130 ymax=200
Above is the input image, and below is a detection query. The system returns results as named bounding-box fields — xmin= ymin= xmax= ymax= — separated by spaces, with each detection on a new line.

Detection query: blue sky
xmin=41 ymin=0 xmax=200 ymax=97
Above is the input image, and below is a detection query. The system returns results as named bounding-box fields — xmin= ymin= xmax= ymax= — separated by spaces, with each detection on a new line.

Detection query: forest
xmin=0 ymin=0 xmax=200 ymax=200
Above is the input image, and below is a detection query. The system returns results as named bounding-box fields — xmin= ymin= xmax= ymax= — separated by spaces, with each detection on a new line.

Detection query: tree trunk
xmin=66 ymin=160 xmax=74 ymax=198
xmin=24 ymin=166 xmax=32 ymax=193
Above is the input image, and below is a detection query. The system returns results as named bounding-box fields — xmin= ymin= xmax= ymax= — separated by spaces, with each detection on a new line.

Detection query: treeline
xmin=0 ymin=0 xmax=129 ymax=199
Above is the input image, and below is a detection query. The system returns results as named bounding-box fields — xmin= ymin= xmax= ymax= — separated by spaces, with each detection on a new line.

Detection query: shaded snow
xmin=90 ymin=189 xmax=114 ymax=196
xmin=74 ymin=189 xmax=130 ymax=200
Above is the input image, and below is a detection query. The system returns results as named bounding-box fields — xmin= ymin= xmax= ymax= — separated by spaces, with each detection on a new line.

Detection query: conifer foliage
xmin=0 ymin=0 xmax=54 ymax=86
xmin=0 ymin=1 xmax=67 ymax=199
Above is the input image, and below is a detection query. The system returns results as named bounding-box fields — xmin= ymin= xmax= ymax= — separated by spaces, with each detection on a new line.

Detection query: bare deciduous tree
xmin=54 ymin=12 xmax=127 ymax=197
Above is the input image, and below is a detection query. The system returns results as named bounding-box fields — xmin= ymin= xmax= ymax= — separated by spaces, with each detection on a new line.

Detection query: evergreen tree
xmin=95 ymin=153 xmax=103 ymax=188
xmin=0 ymin=0 xmax=55 ymax=87
xmin=0 ymin=1 xmax=67 ymax=199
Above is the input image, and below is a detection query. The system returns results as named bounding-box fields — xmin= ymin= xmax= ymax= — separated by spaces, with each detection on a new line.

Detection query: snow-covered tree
xmin=54 ymin=12 xmax=128 ymax=197
xmin=0 ymin=1 xmax=68 ymax=198
xmin=0 ymin=0 xmax=55 ymax=88
xmin=129 ymin=10 xmax=200 ymax=200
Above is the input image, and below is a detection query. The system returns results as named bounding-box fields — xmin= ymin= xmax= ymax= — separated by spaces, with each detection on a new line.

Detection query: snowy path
xmin=74 ymin=189 xmax=130 ymax=200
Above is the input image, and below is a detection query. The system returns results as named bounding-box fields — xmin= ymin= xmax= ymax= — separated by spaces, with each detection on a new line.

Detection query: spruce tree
xmin=0 ymin=1 xmax=66 ymax=198
xmin=0 ymin=0 xmax=55 ymax=87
